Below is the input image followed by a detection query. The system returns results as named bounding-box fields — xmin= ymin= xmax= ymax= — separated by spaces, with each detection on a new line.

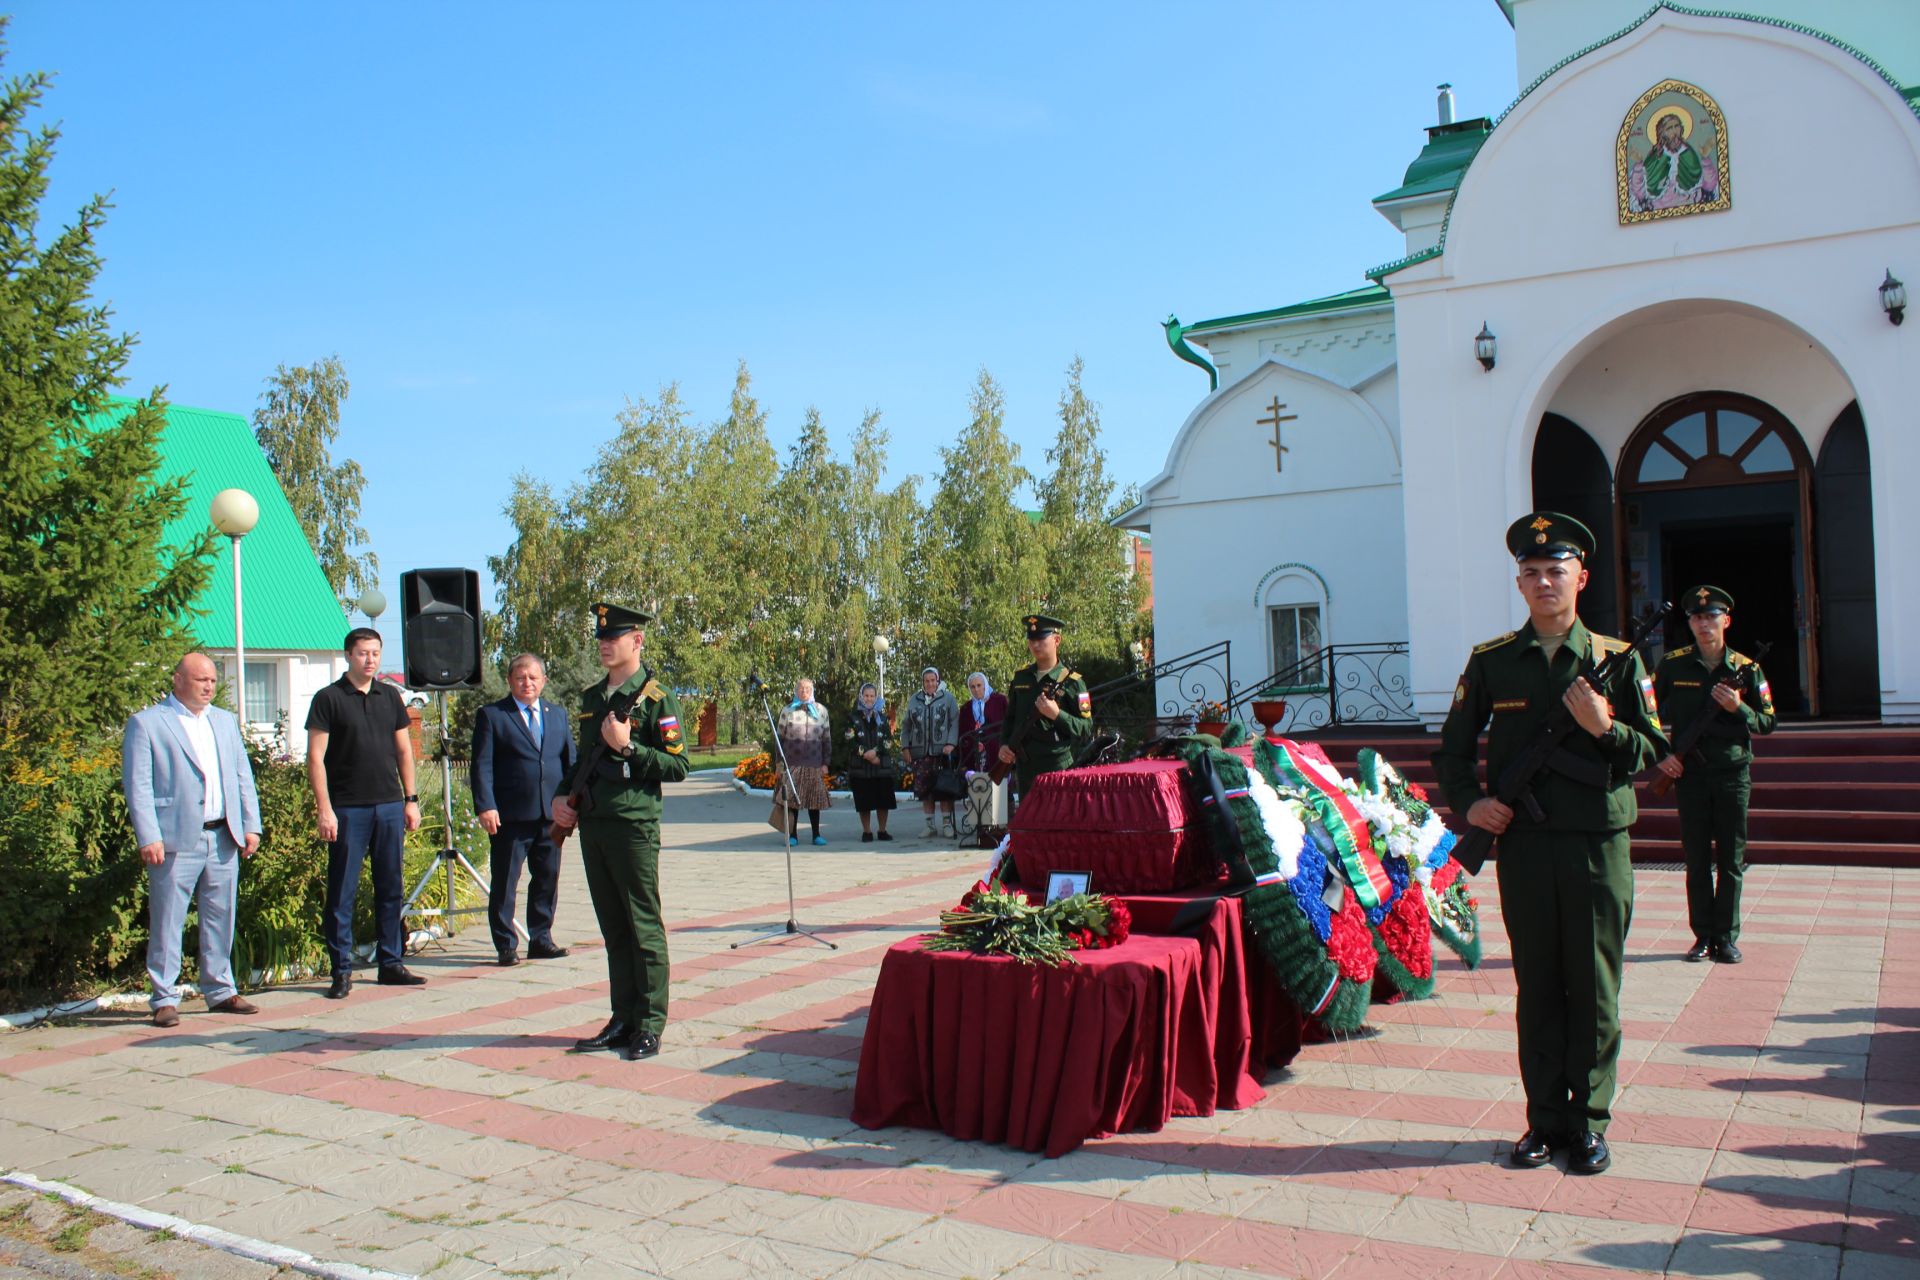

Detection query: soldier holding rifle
xmin=995 ymin=614 xmax=1092 ymax=799
xmin=551 ymin=603 xmax=688 ymax=1061
xmin=1432 ymin=514 xmax=1668 ymax=1176
xmin=1653 ymin=586 xmax=1776 ymax=965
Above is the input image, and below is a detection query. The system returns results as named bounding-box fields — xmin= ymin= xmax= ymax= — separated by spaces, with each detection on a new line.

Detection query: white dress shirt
xmin=166 ymin=694 xmax=224 ymax=823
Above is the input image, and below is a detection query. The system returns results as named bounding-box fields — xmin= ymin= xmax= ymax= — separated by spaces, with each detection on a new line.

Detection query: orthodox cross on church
xmin=1257 ymin=396 xmax=1298 ymax=472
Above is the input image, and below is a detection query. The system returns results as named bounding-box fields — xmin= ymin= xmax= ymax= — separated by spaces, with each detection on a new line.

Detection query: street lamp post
xmin=357 ymin=587 xmax=387 ymax=627
xmin=209 ymin=489 xmax=260 ymax=720
xmin=872 ymin=634 xmax=891 ymax=713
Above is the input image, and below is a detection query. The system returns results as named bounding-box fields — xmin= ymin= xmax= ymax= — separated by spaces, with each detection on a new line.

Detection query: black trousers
xmin=488 ymin=819 xmax=561 ymax=954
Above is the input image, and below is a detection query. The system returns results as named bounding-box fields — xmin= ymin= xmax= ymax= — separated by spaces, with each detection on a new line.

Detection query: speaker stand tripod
xmin=732 ymin=681 xmax=836 ymax=951
xmin=402 ymin=692 xmax=514 ymax=950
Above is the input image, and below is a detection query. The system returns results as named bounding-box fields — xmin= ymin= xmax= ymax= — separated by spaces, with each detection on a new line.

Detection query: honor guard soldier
xmin=1431 ymin=513 xmax=1668 ymax=1176
xmin=550 ymin=603 xmax=689 ymax=1061
xmin=996 ymin=614 xmax=1092 ymax=798
xmin=1654 ymin=586 xmax=1776 ymax=965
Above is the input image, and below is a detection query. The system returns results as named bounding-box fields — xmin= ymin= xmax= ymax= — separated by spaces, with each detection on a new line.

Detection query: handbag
xmin=930 ymin=763 xmax=966 ymax=801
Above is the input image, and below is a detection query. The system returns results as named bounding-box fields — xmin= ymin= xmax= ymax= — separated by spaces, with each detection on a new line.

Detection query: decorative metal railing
xmin=1228 ymin=642 xmax=1418 ymax=735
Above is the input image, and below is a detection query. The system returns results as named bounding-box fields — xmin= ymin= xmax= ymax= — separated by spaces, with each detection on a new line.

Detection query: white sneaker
xmin=942 ymin=818 xmax=957 ymax=838
xmin=923 ymin=819 xmax=939 ymax=838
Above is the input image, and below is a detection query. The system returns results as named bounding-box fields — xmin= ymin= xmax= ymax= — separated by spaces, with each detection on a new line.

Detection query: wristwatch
xmin=405 ymin=794 xmax=419 ymax=804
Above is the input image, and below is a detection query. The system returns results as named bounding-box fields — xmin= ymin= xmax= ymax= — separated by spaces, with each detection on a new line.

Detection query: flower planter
xmin=1196 ymin=719 xmax=1228 ymax=738
xmin=1249 ymin=699 xmax=1288 ymax=736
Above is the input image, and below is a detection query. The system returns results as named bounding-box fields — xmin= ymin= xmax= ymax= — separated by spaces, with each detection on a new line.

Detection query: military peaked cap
xmin=1505 ymin=512 xmax=1595 ymax=563
xmin=1024 ymin=613 xmax=1065 ymax=639
xmin=1683 ymin=585 xmax=1735 ymax=616
xmin=593 ymin=602 xmax=651 ymax=638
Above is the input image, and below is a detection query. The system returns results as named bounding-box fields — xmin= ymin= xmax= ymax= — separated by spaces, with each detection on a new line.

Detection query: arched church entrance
xmin=1617 ymin=392 xmax=1816 ymax=714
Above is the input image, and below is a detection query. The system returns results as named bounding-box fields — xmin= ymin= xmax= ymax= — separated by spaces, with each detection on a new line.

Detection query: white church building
xmin=1123 ymin=1 xmax=1919 ymax=727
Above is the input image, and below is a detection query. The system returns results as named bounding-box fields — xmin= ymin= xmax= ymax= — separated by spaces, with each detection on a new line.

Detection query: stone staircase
xmin=1298 ymin=723 xmax=1920 ymax=869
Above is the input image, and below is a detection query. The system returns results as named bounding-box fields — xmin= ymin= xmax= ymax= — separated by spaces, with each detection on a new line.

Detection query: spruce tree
xmin=0 ymin=35 xmax=212 ymax=734
xmin=0 ymin=29 xmax=215 ymax=994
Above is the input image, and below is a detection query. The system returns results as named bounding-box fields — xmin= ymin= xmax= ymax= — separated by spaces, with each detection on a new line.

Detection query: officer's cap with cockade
xmin=1505 ymin=512 xmax=1595 ymax=563
xmin=1024 ymin=613 xmax=1065 ymax=639
xmin=1683 ymin=585 xmax=1735 ymax=616
xmin=592 ymin=602 xmax=651 ymax=638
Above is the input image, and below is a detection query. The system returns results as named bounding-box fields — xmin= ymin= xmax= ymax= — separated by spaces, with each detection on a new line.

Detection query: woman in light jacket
xmin=774 ymin=678 xmax=832 ymax=846
xmin=901 ymin=666 xmax=958 ymax=839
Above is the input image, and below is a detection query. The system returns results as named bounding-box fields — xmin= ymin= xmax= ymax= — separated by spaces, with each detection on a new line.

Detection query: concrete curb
xmin=1 ymin=1171 xmax=417 ymax=1280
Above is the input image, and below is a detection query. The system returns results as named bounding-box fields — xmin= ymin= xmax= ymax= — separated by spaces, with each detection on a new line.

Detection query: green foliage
xmin=251 ymin=355 xmax=378 ymax=610
xmin=0 ymin=32 xmax=215 ymax=1001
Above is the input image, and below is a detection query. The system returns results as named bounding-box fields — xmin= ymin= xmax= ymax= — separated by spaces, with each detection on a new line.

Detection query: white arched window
xmin=1256 ymin=565 xmax=1330 ymax=689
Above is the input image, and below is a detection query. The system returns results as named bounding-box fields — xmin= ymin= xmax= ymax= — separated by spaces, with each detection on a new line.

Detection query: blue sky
xmin=12 ymin=2 xmax=1516 ymax=649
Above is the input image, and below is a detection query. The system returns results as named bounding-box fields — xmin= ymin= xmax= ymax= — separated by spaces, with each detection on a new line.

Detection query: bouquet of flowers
xmin=1193 ymin=699 xmax=1230 ymax=721
xmin=921 ymin=881 xmax=1131 ymax=966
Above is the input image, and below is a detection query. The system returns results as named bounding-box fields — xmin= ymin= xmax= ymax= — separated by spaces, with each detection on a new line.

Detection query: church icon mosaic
xmin=1616 ymin=78 xmax=1731 ymax=224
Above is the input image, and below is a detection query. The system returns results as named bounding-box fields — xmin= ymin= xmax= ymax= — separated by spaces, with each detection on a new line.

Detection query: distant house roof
xmin=101 ymin=398 xmax=347 ymax=651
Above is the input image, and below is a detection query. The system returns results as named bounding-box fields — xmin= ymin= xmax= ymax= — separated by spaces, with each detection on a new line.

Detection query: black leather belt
xmin=203 ymin=819 xmax=226 ymax=831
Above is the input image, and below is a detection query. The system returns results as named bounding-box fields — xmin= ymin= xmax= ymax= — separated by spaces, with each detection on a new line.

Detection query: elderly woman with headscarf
xmin=774 ymin=677 xmax=832 ymax=846
xmin=901 ymin=666 xmax=959 ymax=839
xmin=846 ymin=682 xmax=897 ymax=842
xmin=957 ymin=671 xmax=1009 ymax=777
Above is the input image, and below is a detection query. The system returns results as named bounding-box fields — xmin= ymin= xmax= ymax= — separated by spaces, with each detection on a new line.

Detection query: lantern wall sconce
xmin=1474 ymin=322 xmax=1497 ymax=371
xmin=1880 ymin=270 xmax=1905 ymax=326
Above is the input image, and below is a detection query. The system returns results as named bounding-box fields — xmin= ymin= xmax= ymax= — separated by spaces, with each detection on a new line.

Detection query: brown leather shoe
xmin=152 ymin=1006 xmax=180 ymax=1028
xmin=209 ymin=995 xmax=259 ymax=1015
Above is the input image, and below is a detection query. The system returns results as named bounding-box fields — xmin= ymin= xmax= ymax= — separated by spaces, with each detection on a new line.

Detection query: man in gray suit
xmin=121 ymin=652 xmax=263 ymax=1027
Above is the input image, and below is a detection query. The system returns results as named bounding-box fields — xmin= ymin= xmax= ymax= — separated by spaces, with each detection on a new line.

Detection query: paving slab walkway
xmin=2 ymin=773 xmax=1914 ymax=1280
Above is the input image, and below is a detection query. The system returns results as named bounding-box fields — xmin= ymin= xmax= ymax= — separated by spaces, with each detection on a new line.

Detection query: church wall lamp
xmin=1879 ymin=270 xmax=1905 ymax=326
xmin=1474 ymin=322 xmax=1497 ymax=370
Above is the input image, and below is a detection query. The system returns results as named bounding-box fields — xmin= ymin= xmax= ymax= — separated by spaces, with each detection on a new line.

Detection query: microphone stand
xmin=732 ymin=679 xmax=837 ymax=951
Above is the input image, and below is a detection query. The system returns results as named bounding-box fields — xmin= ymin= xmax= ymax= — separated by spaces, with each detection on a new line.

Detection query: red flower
xmin=1407 ymin=782 xmax=1430 ymax=803
xmin=1101 ymin=899 xmax=1132 ymax=948
xmin=1326 ymin=902 xmax=1377 ymax=981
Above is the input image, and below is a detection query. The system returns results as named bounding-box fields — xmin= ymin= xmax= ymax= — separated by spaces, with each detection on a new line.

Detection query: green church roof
xmin=1373 ymin=117 xmax=1493 ymax=204
xmin=1183 ymin=283 xmax=1392 ymax=336
xmin=99 ymin=399 xmax=347 ymax=650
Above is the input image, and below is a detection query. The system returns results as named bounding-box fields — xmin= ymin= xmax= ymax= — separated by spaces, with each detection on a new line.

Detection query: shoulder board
xmin=1066 ymin=670 xmax=1081 ymax=681
xmin=1728 ymin=650 xmax=1750 ymax=667
xmin=1591 ymin=635 xmax=1630 ymax=658
xmin=640 ymin=679 xmax=664 ymax=703
xmin=1472 ymin=631 xmax=1517 ymax=655
xmin=1666 ymin=644 xmax=1695 ymax=659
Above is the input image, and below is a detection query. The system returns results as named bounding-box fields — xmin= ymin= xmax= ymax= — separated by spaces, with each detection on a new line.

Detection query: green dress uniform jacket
xmin=1652 ymin=646 xmax=1776 ymax=771
xmin=1430 ymin=618 xmax=1668 ymax=1139
xmin=1001 ymin=661 xmax=1092 ymax=795
xmin=558 ymin=665 xmax=688 ymax=1037
xmin=1653 ymin=645 xmax=1776 ymax=948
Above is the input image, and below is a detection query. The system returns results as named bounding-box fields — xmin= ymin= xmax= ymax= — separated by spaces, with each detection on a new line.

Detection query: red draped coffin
xmin=1010 ymin=759 xmax=1217 ymax=894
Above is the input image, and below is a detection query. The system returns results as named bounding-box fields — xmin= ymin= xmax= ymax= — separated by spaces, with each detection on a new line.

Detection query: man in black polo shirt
xmin=306 ymin=628 xmax=424 ymax=998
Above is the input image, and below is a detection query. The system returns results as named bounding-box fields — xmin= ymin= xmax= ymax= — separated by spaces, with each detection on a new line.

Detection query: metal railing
xmin=1228 ymin=642 xmax=1418 ymax=735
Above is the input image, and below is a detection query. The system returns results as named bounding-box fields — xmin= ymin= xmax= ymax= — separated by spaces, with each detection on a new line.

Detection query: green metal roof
xmin=96 ymin=399 xmax=347 ymax=650
xmin=1183 ymin=284 xmax=1392 ymax=335
xmin=1372 ymin=118 xmax=1492 ymax=204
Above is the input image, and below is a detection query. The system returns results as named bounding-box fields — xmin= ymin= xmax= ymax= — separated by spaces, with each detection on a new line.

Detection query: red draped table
xmin=851 ymin=892 xmax=1304 ymax=1156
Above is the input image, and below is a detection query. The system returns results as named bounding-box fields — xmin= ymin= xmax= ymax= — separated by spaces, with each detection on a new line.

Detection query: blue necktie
xmin=524 ymin=703 xmax=541 ymax=743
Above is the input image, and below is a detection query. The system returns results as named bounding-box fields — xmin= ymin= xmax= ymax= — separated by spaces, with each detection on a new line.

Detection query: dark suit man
xmin=472 ymin=654 xmax=576 ymax=965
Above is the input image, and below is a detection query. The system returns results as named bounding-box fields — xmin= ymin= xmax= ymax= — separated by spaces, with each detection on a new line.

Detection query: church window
xmin=1269 ymin=604 xmax=1325 ymax=687
xmin=1624 ymin=395 xmax=1806 ymax=491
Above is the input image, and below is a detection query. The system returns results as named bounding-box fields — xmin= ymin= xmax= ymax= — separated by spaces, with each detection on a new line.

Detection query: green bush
xmin=0 ymin=725 xmax=490 ymax=1008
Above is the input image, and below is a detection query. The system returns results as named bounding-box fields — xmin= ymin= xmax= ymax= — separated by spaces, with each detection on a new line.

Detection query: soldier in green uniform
xmin=995 ymin=613 xmax=1092 ymax=800
xmin=1432 ymin=513 xmax=1667 ymax=1176
xmin=551 ymin=603 xmax=689 ymax=1061
xmin=1653 ymin=586 xmax=1776 ymax=965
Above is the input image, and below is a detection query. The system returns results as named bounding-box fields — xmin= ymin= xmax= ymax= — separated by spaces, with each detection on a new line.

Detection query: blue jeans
xmin=146 ymin=826 xmax=240 ymax=1009
xmin=323 ymin=801 xmax=406 ymax=972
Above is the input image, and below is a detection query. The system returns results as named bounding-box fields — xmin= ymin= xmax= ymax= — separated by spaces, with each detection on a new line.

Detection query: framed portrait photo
xmin=1045 ymin=871 xmax=1091 ymax=904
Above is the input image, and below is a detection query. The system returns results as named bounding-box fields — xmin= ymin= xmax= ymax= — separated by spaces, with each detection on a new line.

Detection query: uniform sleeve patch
xmin=1076 ymin=690 xmax=1092 ymax=715
xmin=1757 ymin=679 xmax=1774 ymax=713
xmin=1640 ymin=676 xmax=1661 ymax=729
xmin=1453 ymin=679 xmax=1469 ymax=705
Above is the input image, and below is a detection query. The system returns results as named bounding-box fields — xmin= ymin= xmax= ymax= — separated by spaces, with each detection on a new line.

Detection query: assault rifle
xmin=987 ymin=675 xmax=1066 ymax=785
xmin=1454 ymin=602 xmax=1671 ymax=875
xmin=548 ymin=682 xmax=646 ymax=850
xmin=1647 ymin=640 xmax=1771 ymax=800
